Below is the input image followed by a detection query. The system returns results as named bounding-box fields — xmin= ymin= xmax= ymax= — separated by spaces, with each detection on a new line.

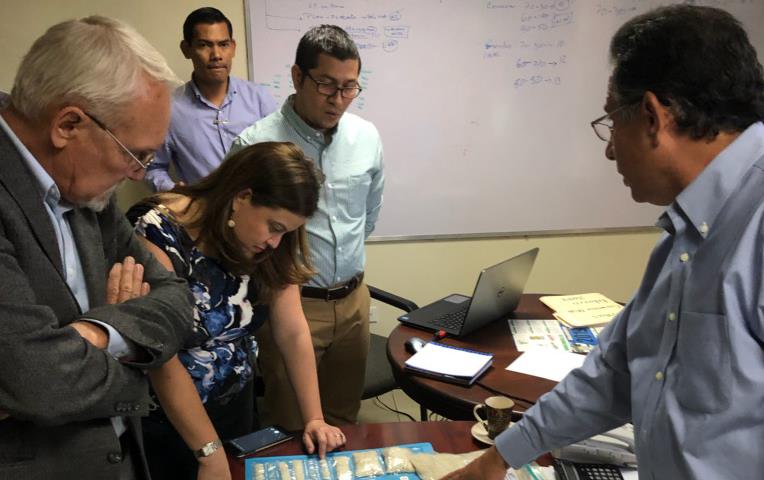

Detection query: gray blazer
xmin=0 ymin=128 xmax=194 ymax=479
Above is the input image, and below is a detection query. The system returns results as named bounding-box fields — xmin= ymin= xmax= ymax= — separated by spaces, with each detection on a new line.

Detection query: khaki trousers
xmin=257 ymin=283 xmax=370 ymax=429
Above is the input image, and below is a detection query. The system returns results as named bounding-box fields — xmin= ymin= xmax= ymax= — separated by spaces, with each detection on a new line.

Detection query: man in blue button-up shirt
xmin=145 ymin=7 xmax=277 ymax=192
xmin=230 ymin=25 xmax=384 ymax=429
xmin=447 ymin=5 xmax=764 ymax=480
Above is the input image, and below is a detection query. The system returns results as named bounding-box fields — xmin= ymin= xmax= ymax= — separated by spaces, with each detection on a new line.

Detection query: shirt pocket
xmin=675 ymin=311 xmax=731 ymax=413
xmin=339 ymin=173 xmax=372 ymax=218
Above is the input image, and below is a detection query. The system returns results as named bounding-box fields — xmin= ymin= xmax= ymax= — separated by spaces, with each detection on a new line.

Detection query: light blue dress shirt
xmin=0 ymin=112 xmax=130 ymax=435
xmin=497 ymin=122 xmax=764 ymax=479
xmin=146 ymin=76 xmax=277 ymax=192
xmin=230 ymin=95 xmax=384 ymax=287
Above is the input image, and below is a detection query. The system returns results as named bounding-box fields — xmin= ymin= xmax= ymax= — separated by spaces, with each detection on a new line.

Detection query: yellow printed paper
xmin=540 ymin=293 xmax=623 ymax=328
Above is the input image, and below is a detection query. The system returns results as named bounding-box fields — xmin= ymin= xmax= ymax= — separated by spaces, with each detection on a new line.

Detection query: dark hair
xmin=183 ymin=7 xmax=233 ymax=44
xmin=295 ymin=24 xmax=361 ymax=74
xmin=610 ymin=5 xmax=764 ymax=140
xmin=172 ymin=142 xmax=322 ymax=299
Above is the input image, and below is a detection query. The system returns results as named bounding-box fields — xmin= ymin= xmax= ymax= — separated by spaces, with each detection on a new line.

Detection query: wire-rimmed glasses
xmin=84 ymin=111 xmax=155 ymax=170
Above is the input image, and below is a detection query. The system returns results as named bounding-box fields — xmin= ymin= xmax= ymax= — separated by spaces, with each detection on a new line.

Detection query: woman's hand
xmin=196 ymin=448 xmax=232 ymax=480
xmin=302 ymin=418 xmax=346 ymax=458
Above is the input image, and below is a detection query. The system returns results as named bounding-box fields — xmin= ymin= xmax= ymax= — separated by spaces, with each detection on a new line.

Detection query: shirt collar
xmin=281 ymin=94 xmax=339 ymax=146
xmin=188 ymin=75 xmax=237 ymax=109
xmin=0 ymin=111 xmax=71 ymax=214
xmin=655 ymin=211 xmax=675 ymax=235
xmin=672 ymin=122 xmax=764 ymax=239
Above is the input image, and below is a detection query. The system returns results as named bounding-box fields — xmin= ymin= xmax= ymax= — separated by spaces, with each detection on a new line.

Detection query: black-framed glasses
xmin=304 ymin=71 xmax=363 ymax=99
xmin=84 ymin=112 xmax=155 ymax=170
xmin=590 ymin=104 xmax=629 ymax=143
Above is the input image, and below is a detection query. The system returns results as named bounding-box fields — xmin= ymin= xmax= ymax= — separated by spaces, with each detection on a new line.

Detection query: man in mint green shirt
xmin=229 ymin=25 xmax=384 ymax=429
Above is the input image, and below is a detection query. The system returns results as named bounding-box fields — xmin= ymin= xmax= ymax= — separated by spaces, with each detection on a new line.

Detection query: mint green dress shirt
xmin=229 ymin=96 xmax=384 ymax=288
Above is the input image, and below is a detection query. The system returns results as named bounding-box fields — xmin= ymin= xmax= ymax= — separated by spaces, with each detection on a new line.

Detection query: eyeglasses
xmin=304 ymin=71 xmax=363 ymax=99
xmin=590 ymin=104 xmax=630 ymax=143
xmin=84 ymin=112 xmax=155 ymax=170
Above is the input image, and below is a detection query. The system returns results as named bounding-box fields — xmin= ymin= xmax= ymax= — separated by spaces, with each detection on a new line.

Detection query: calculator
xmin=553 ymin=459 xmax=624 ymax=480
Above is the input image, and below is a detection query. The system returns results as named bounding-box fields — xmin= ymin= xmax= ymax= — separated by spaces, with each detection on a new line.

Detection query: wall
xmin=0 ymin=0 xmax=661 ymax=336
xmin=366 ymin=230 xmax=659 ymax=335
xmin=0 ymin=0 xmax=250 ymax=207
xmin=246 ymin=0 xmax=677 ymax=237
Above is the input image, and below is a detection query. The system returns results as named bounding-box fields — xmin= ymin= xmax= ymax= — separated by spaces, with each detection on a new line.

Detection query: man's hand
xmin=106 ymin=256 xmax=150 ymax=304
xmin=0 ymin=410 xmax=9 ymax=421
xmin=440 ymin=446 xmax=509 ymax=480
xmin=71 ymin=257 xmax=151 ymax=349
xmin=70 ymin=320 xmax=109 ymax=349
xmin=302 ymin=419 xmax=346 ymax=459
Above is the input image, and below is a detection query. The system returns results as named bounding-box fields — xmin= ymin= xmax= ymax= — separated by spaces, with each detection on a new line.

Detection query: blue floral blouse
xmin=133 ymin=205 xmax=268 ymax=404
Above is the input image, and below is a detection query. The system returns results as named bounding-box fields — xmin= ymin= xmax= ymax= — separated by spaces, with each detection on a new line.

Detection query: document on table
xmin=540 ymin=293 xmax=623 ymax=328
xmin=508 ymin=319 xmax=571 ymax=352
xmin=506 ymin=347 xmax=586 ymax=382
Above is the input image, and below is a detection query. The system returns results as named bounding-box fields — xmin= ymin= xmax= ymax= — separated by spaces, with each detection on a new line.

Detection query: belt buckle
xmin=325 ymin=285 xmax=342 ymax=301
xmin=324 ymin=273 xmax=362 ymax=301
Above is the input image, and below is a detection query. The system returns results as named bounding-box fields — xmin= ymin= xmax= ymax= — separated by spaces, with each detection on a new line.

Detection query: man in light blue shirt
xmin=447 ymin=5 xmax=764 ymax=479
xmin=229 ymin=25 xmax=384 ymax=429
xmin=145 ymin=7 xmax=277 ymax=192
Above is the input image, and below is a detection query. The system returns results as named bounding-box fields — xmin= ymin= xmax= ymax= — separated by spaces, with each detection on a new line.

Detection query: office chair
xmin=362 ymin=285 xmax=419 ymax=400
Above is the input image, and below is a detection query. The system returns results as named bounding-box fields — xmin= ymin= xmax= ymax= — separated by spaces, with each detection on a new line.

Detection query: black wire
xmin=372 ymin=395 xmax=418 ymax=422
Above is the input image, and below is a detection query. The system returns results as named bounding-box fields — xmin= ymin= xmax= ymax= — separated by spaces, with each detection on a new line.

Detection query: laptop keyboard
xmin=430 ymin=307 xmax=468 ymax=331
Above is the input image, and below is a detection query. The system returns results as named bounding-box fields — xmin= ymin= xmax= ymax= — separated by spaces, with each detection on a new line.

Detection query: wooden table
xmin=388 ymin=294 xmax=559 ymax=420
xmin=228 ymin=421 xmax=482 ymax=479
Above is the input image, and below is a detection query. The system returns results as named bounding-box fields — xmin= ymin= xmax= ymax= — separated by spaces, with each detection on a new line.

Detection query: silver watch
xmin=193 ymin=439 xmax=223 ymax=458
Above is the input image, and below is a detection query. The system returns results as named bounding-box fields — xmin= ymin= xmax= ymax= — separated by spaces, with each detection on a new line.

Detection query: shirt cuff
xmin=144 ymin=172 xmax=175 ymax=192
xmin=155 ymin=178 xmax=176 ymax=193
xmin=83 ymin=319 xmax=137 ymax=360
xmin=494 ymin=422 xmax=544 ymax=469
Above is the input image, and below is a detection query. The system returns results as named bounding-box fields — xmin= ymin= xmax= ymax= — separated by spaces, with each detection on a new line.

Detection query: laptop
xmin=398 ymin=248 xmax=539 ymax=337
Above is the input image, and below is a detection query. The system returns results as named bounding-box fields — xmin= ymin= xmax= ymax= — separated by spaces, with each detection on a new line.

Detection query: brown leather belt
xmin=301 ymin=272 xmax=364 ymax=301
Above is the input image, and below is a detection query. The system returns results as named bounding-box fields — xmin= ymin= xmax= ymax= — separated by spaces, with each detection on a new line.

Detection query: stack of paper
xmin=404 ymin=342 xmax=493 ymax=386
xmin=540 ymin=293 xmax=623 ymax=328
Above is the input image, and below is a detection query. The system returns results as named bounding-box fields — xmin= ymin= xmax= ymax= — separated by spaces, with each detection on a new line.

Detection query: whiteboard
xmin=245 ymin=0 xmax=764 ymax=239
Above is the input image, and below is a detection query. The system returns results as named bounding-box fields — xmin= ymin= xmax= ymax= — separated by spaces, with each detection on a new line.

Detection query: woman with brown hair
xmin=128 ymin=142 xmax=344 ymax=480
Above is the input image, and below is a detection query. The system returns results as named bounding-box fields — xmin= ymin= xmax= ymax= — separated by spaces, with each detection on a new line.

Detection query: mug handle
xmin=473 ymin=404 xmax=488 ymax=428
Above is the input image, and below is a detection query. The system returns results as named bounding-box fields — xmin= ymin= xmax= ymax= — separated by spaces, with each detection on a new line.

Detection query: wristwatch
xmin=193 ymin=439 xmax=223 ymax=458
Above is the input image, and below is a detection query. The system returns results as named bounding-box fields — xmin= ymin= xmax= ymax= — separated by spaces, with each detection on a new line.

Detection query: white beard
xmin=79 ymin=181 xmax=123 ymax=212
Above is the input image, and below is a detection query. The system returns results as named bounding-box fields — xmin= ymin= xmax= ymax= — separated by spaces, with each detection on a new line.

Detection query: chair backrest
xmin=362 ymin=286 xmax=418 ymax=399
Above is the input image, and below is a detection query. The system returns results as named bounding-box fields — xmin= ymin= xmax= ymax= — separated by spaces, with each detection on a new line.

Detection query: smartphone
xmin=225 ymin=426 xmax=294 ymax=457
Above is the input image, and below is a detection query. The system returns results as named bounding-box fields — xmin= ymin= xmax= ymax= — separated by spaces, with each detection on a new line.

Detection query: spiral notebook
xmin=404 ymin=342 xmax=493 ymax=386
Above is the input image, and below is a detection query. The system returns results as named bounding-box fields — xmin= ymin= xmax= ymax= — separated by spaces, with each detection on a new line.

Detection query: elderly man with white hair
xmin=0 ymin=16 xmax=193 ymax=480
